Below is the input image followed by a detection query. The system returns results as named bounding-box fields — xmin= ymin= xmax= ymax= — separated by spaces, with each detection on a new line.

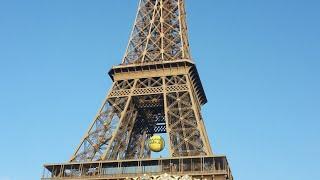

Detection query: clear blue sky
xmin=0 ymin=0 xmax=319 ymax=179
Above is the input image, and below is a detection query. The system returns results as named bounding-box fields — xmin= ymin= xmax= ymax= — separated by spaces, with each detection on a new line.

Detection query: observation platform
xmin=42 ymin=155 xmax=233 ymax=180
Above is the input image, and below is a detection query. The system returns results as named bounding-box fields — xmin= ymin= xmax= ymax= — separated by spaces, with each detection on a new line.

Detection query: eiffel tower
xmin=42 ymin=0 xmax=233 ymax=179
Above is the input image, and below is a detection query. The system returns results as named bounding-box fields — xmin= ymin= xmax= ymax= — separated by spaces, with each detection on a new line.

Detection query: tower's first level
xmin=42 ymin=155 xmax=233 ymax=180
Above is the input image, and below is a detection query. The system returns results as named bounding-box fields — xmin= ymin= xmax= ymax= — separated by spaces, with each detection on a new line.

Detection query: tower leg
xmin=164 ymin=75 xmax=211 ymax=157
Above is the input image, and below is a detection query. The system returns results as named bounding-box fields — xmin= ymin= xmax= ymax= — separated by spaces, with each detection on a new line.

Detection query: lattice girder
xmin=70 ymin=71 xmax=212 ymax=162
xmin=123 ymin=0 xmax=191 ymax=64
xmin=43 ymin=1 xmax=233 ymax=179
xmin=70 ymin=83 xmax=132 ymax=162
xmin=70 ymin=0 xmax=211 ymax=163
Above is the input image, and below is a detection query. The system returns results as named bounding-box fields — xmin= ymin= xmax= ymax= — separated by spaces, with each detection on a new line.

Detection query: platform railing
xmin=42 ymin=155 xmax=232 ymax=179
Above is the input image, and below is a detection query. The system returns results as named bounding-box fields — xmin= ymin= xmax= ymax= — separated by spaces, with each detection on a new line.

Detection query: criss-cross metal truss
xmin=43 ymin=0 xmax=234 ymax=179
xmin=122 ymin=0 xmax=191 ymax=64
xmin=70 ymin=73 xmax=212 ymax=162
xmin=69 ymin=0 xmax=213 ymax=163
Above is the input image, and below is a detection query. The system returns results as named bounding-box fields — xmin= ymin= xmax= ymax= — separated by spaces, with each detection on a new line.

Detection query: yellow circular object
xmin=148 ymin=135 xmax=165 ymax=152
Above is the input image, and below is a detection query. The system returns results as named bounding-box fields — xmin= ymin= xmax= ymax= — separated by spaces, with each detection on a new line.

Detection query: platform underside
xmin=42 ymin=156 xmax=233 ymax=180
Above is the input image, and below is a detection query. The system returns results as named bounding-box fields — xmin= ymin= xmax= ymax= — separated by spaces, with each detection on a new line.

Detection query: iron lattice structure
xmin=43 ymin=0 xmax=233 ymax=179
xmin=122 ymin=0 xmax=191 ymax=64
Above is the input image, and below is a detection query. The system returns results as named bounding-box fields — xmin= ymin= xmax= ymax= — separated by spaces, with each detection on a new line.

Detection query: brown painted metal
xmin=122 ymin=0 xmax=191 ymax=64
xmin=43 ymin=0 xmax=233 ymax=179
xmin=43 ymin=156 xmax=233 ymax=180
xmin=71 ymin=68 xmax=213 ymax=162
